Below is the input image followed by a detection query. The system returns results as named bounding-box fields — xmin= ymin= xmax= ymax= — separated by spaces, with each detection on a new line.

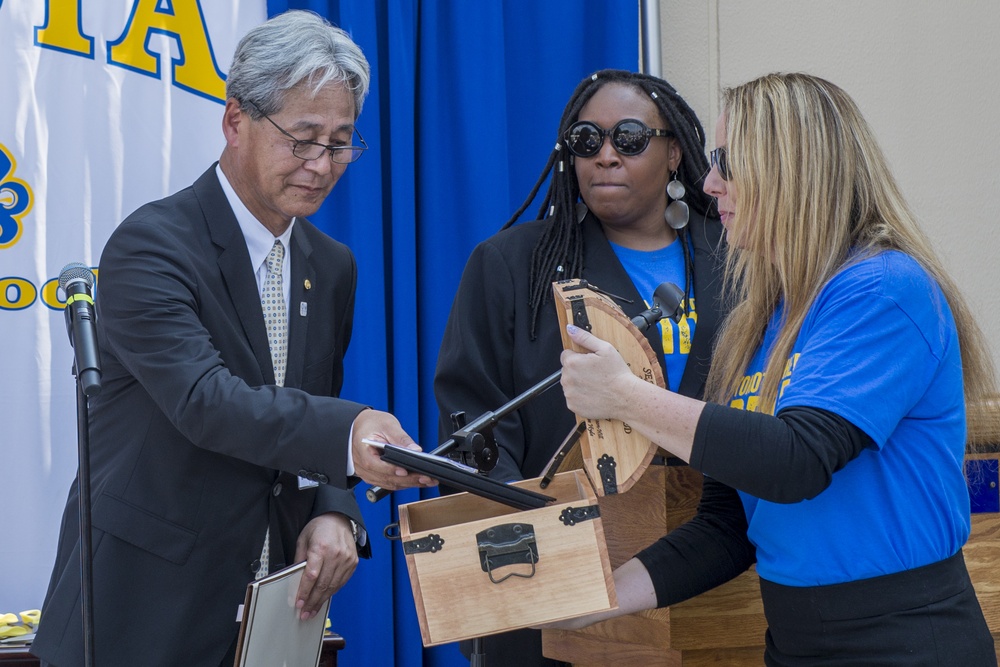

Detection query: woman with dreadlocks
xmin=433 ymin=69 xmax=728 ymax=666
xmin=556 ymin=73 xmax=997 ymax=665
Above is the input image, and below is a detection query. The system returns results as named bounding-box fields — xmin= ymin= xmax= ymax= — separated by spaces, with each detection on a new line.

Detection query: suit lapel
xmin=678 ymin=213 xmax=727 ymax=398
xmin=194 ymin=166 xmax=275 ymax=385
xmin=580 ymin=213 xmax=668 ymax=371
xmin=284 ymin=224 xmax=315 ymax=389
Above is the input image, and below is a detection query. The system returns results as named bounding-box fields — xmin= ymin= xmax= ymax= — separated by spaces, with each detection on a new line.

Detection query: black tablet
xmin=378 ymin=443 xmax=555 ymax=511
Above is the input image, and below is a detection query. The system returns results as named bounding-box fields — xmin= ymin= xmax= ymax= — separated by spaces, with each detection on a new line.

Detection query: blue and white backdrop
xmin=0 ymin=1 xmax=637 ymax=664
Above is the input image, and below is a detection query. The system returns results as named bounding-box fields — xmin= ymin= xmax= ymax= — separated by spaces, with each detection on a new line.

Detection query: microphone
xmin=59 ymin=263 xmax=102 ymax=397
xmin=630 ymin=282 xmax=685 ymax=331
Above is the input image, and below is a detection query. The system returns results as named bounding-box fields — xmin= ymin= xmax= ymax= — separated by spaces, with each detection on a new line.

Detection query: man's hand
xmin=293 ymin=513 xmax=358 ymax=620
xmin=351 ymin=409 xmax=437 ymax=490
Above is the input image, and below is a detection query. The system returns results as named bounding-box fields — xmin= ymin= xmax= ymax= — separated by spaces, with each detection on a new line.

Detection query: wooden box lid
xmin=553 ymin=279 xmax=664 ymax=497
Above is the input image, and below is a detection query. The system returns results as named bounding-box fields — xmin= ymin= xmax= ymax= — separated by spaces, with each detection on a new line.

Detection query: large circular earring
xmin=665 ymin=172 xmax=689 ymax=230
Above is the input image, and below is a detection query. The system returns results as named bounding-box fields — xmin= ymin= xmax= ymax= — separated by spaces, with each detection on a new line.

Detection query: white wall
xmin=659 ymin=0 xmax=1000 ymax=374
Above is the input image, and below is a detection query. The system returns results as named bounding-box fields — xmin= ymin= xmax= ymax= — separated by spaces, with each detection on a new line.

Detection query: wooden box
xmin=395 ymin=468 xmax=616 ymax=646
xmin=395 ymin=282 xmax=670 ymax=646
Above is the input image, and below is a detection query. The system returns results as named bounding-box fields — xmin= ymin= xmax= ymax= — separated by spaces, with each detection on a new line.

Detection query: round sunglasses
xmin=710 ymin=147 xmax=730 ymax=180
xmin=563 ymin=119 xmax=673 ymax=158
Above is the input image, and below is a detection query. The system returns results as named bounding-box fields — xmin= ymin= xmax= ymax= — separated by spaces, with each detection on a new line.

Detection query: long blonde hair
xmin=706 ymin=73 xmax=996 ymax=447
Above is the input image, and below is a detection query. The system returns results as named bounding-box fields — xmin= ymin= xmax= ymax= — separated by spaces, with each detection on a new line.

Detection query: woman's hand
xmin=559 ymin=323 xmax=706 ymax=463
xmin=532 ymin=558 xmax=659 ymax=631
xmin=559 ymin=324 xmax=641 ymax=422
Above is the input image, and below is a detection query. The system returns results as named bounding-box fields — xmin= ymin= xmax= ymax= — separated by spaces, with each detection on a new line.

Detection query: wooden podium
xmin=542 ymin=397 xmax=1000 ymax=666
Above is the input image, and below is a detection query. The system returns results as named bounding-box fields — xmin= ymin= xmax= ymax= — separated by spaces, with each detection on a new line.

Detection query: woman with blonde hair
xmin=554 ymin=72 xmax=998 ymax=665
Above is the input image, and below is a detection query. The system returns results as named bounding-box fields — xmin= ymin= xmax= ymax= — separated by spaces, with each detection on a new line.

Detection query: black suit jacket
xmin=33 ymin=166 xmax=369 ymax=667
xmin=434 ymin=211 xmax=727 ymax=482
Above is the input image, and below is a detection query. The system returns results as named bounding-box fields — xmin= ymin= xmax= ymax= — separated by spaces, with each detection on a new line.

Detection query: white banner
xmin=0 ymin=0 xmax=265 ymax=612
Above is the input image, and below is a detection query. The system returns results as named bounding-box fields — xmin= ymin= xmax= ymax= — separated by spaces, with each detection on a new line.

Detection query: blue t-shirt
xmin=731 ymin=251 xmax=970 ymax=586
xmin=610 ymin=239 xmax=695 ymax=392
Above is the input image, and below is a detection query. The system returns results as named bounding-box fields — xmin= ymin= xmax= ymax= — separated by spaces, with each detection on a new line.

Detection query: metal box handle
xmin=476 ymin=523 xmax=538 ymax=584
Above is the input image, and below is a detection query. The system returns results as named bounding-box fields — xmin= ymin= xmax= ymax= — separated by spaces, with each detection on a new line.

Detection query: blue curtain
xmin=266 ymin=1 xmax=637 ymax=664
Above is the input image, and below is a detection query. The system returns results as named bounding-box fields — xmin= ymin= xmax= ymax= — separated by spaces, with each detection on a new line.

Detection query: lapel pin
xmin=304 ymin=279 xmax=312 ymax=290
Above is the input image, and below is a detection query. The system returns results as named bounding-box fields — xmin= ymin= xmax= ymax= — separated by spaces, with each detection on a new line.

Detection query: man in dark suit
xmin=32 ymin=11 xmax=431 ymax=667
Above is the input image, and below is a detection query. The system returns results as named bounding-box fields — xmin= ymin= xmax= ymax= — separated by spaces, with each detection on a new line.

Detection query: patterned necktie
xmin=258 ymin=239 xmax=286 ymax=580
xmin=262 ymin=240 xmax=287 ymax=388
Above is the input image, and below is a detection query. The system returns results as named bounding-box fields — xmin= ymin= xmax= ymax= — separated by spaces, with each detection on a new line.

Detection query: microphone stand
xmin=470 ymin=636 xmax=486 ymax=666
xmin=366 ymin=281 xmax=684 ymax=503
xmin=365 ymin=369 xmax=561 ymax=503
xmin=74 ymin=367 xmax=97 ymax=667
xmin=59 ymin=263 xmax=101 ymax=667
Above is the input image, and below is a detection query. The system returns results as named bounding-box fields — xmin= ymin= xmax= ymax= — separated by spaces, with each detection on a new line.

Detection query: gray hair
xmin=226 ymin=10 xmax=370 ymax=119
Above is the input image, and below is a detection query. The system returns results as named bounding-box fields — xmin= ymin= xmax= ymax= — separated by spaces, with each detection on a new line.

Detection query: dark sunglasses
xmin=710 ymin=147 xmax=730 ymax=180
xmin=563 ymin=119 xmax=673 ymax=158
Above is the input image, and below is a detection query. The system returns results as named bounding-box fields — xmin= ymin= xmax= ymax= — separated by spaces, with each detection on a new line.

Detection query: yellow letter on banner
xmin=108 ymin=0 xmax=226 ymax=103
xmin=35 ymin=0 xmax=95 ymax=57
xmin=0 ymin=278 xmax=38 ymax=311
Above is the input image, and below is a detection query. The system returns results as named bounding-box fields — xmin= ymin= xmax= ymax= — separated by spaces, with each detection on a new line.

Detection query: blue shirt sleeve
xmin=775 ymin=251 xmax=956 ymax=449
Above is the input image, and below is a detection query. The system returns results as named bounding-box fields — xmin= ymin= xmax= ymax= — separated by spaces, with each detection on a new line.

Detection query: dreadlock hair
xmin=502 ymin=69 xmax=717 ymax=338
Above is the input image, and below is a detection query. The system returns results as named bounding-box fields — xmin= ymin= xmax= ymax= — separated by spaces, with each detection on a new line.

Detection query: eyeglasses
xmin=709 ymin=147 xmax=730 ymax=180
xmin=246 ymin=100 xmax=367 ymax=164
xmin=563 ymin=119 xmax=673 ymax=158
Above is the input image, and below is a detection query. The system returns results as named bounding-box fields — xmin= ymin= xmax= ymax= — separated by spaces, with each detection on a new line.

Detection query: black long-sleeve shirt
xmin=637 ymin=404 xmax=872 ymax=607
